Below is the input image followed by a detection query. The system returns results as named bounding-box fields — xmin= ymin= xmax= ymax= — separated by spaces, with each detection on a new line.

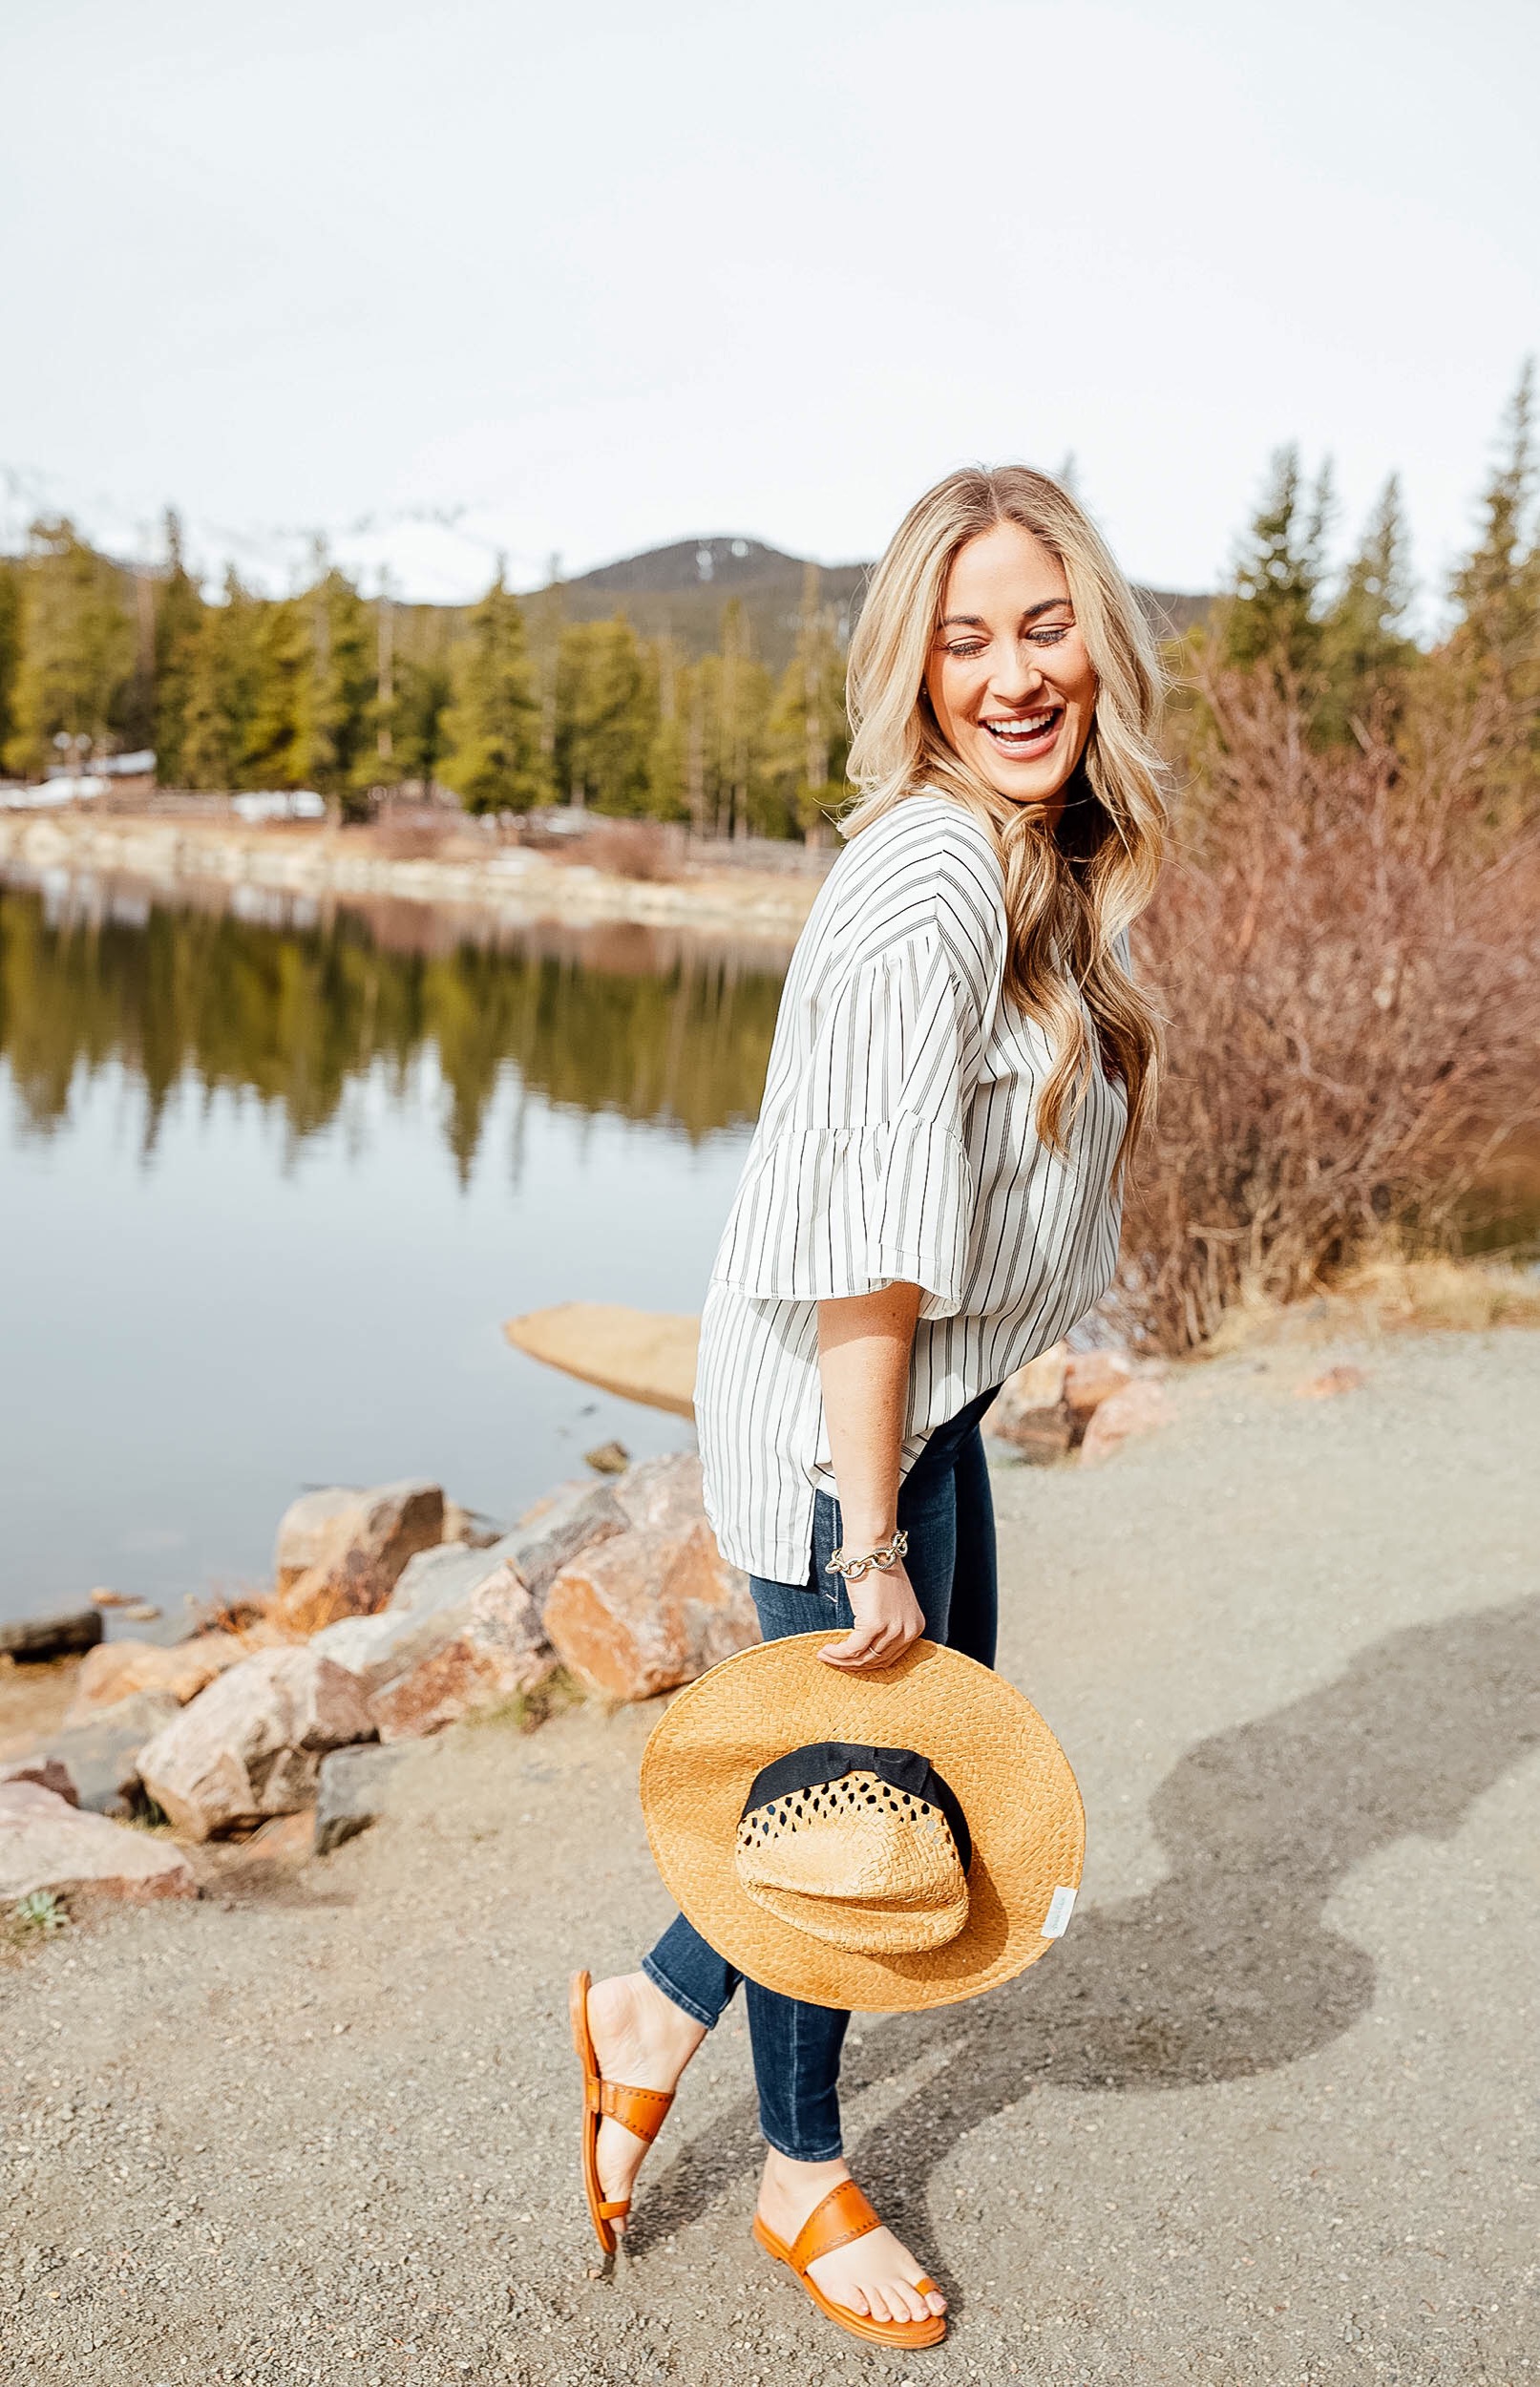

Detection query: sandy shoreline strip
xmin=0 ymin=810 xmax=825 ymax=941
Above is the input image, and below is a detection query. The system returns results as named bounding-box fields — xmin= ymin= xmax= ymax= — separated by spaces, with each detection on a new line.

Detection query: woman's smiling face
xmin=923 ymin=520 xmax=1097 ymax=816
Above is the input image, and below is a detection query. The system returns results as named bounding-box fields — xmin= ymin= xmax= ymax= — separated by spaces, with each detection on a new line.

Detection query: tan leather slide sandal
xmin=569 ymin=1970 xmax=675 ymax=2253
xmin=751 ymin=2177 xmax=947 ymax=2348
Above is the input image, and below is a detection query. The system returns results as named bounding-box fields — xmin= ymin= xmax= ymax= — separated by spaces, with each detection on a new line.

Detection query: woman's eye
xmin=1029 ymin=626 xmax=1069 ymax=646
xmin=946 ymin=641 xmax=986 ymax=659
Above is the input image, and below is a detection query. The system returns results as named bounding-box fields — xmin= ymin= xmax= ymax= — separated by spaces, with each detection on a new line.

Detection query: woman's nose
xmin=987 ymin=646 xmax=1045 ymax=704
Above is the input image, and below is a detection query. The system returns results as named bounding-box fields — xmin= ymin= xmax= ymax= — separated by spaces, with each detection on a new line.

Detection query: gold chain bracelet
xmin=824 ymin=1527 xmax=910 ymax=1583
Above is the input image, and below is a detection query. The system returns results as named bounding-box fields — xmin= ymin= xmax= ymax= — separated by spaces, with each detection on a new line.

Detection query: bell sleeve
xmin=712 ymin=924 xmax=979 ymax=1319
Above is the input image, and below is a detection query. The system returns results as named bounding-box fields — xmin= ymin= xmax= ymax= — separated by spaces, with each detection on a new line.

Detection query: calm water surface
xmin=0 ymin=872 xmax=789 ymax=1627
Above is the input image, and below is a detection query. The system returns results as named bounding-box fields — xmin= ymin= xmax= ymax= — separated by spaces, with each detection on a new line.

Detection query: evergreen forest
xmin=0 ymin=370 xmax=1536 ymax=847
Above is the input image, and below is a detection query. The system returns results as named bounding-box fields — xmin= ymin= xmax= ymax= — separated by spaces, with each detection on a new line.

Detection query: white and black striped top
xmin=695 ymin=792 xmax=1129 ymax=1581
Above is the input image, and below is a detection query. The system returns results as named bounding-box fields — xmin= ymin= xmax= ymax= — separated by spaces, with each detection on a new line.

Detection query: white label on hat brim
xmin=1041 ymin=1885 xmax=1077 ymax=1938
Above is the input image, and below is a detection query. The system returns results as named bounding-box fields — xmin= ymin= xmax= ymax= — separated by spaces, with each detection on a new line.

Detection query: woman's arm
xmin=815 ymin=1281 xmax=926 ymax=1673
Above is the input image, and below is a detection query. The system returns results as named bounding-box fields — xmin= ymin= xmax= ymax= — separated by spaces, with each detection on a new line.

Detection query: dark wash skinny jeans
xmin=642 ymin=1386 xmax=1001 ymax=2162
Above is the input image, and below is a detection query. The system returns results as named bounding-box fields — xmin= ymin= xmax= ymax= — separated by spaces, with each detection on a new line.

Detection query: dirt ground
xmin=3 ymin=1328 xmax=1537 ymax=2387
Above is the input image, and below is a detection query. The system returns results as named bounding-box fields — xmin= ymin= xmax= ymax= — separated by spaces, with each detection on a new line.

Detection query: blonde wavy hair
xmin=844 ymin=465 xmax=1168 ymax=1164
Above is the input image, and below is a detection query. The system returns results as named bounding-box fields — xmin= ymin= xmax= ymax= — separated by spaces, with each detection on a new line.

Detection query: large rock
xmin=1062 ymin=1348 xmax=1135 ymax=1426
xmin=613 ymin=1450 xmax=707 ymax=1533
xmin=544 ymin=1507 xmax=758 ymax=1701
xmin=310 ymin=1540 xmax=557 ymax=1741
xmin=0 ymin=1603 xmax=103 ymax=1661
xmin=63 ymin=1634 xmax=246 ymax=1725
xmin=503 ymin=1302 xmax=700 ymax=1418
xmin=42 ymin=1691 xmax=181 ymax=1816
xmin=309 ymin=1543 xmax=512 ymax=1696
xmin=500 ymin=1479 xmax=626 ymax=1596
xmin=369 ymin=1563 xmax=556 ymax=1742
xmin=440 ymin=1500 xmax=503 ymax=1549
xmin=314 ymin=1743 xmax=419 ymax=1856
xmin=0 ymin=1780 xmax=195 ymax=1904
xmin=0 ymin=1756 xmax=77 ymax=1804
xmin=137 ymin=1648 xmax=374 ymax=1841
xmin=988 ymin=1342 xmax=1073 ymax=1464
xmin=272 ymin=1479 xmax=445 ymax=1623
xmin=1002 ymin=1341 xmax=1070 ymax=1410
xmin=387 ymin=1539 xmax=515 ymax=1618
xmin=1079 ymin=1379 xmax=1176 ymax=1465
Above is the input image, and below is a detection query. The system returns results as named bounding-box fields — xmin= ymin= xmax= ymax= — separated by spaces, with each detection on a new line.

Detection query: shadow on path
xmin=633 ymin=1593 xmax=1540 ymax=2255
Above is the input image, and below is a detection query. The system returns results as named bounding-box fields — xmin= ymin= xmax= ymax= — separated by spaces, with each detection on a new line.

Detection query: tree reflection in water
xmin=0 ymin=876 xmax=789 ymax=1175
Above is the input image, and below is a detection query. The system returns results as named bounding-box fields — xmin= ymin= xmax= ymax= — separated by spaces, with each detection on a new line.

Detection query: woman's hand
xmin=818 ymin=1557 xmax=927 ymax=1673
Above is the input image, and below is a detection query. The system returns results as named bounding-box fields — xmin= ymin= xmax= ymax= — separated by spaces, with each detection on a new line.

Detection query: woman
xmin=574 ymin=464 xmax=1167 ymax=2342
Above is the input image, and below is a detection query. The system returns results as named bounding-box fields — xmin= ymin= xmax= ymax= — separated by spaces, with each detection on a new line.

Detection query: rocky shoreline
xmin=0 ymin=1337 xmax=1188 ymax=1925
xmin=0 ymin=809 xmax=824 ymax=940
xmin=0 ymin=1449 xmax=759 ymax=1915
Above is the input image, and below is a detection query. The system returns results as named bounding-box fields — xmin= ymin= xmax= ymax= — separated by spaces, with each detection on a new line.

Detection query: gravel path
xmin=4 ymin=1328 xmax=1537 ymax=2387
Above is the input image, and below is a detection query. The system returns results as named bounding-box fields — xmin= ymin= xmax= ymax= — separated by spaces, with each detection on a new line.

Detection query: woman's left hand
xmin=818 ymin=1558 xmax=926 ymax=1672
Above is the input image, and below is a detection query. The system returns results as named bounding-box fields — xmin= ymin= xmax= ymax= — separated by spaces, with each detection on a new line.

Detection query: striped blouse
xmin=694 ymin=791 xmax=1129 ymax=1581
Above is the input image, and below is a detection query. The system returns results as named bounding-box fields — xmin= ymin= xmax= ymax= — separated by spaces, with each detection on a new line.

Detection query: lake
xmin=0 ymin=870 xmax=790 ymax=1630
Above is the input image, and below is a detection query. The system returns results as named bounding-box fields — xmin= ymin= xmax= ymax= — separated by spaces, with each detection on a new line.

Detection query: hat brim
xmin=640 ymin=1634 xmax=1085 ymax=2012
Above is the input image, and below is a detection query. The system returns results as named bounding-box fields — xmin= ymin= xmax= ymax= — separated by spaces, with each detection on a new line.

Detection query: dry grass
xmin=183 ymin=1587 xmax=308 ymax=1645
xmin=1201 ymin=1250 xmax=1540 ymax=1356
xmin=457 ymin=1667 xmax=588 ymax=1735
xmin=1334 ymin=1253 xmax=1540 ymax=1331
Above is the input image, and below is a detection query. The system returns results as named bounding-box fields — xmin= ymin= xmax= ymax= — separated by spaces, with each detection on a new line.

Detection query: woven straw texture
xmin=641 ymin=1633 xmax=1085 ymax=2011
xmin=735 ymin=1769 xmax=969 ymax=1953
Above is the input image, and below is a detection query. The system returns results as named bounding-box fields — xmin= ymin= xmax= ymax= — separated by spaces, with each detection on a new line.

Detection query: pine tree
xmin=151 ymin=510 xmax=206 ymax=787
xmin=243 ymin=593 xmax=312 ymax=788
xmin=643 ymin=634 xmax=689 ymax=820
xmin=1444 ymin=361 xmax=1540 ymax=821
xmin=0 ymin=559 xmax=22 ymax=771
xmin=1447 ymin=363 xmax=1539 ymax=688
xmin=438 ymin=568 xmax=548 ymax=813
xmin=180 ymin=571 xmax=262 ymax=791
xmin=379 ymin=652 xmax=455 ymax=790
xmin=705 ymin=599 xmax=774 ymax=837
xmin=1318 ymin=476 xmax=1417 ymax=743
xmin=2 ymin=518 xmax=136 ymax=776
xmin=1220 ymin=447 xmax=1332 ymax=687
xmin=767 ymin=563 xmax=850 ymax=838
xmin=553 ymin=616 xmax=657 ymax=814
xmin=302 ymin=568 xmax=372 ymax=802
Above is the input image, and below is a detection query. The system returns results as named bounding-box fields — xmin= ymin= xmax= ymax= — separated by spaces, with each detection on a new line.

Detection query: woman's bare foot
xmin=585 ymin=1972 xmax=706 ymax=2229
xmin=757 ymin=2151 xmax=947 ymax=2326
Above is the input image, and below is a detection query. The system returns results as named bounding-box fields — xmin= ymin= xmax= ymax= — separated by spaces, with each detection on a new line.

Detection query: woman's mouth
xmin=979 ymin=708 xmax=1063 ymax=759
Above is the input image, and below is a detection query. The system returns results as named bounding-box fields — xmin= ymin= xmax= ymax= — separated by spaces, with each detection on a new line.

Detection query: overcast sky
xmin=2 ymin=0 xmax=1536 ymax=607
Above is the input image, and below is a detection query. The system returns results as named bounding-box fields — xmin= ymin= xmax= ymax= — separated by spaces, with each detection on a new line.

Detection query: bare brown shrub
xmin=369 ymin=813 xmax=455 ymax=862
xmin=1123 ymin=675 xmax=1540 ymax=1350
xmin=561 ymin=819 xmax=677 ymax=881
xmin=551 ymin=826 xmax=673 ymax=893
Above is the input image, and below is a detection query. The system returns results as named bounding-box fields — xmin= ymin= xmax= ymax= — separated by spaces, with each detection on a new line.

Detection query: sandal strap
xmin=790 ymin=2180 xmax=881 ymax=2274
xmin=586 ymin=2077 xmax=675 ymax=2142
xmin=596 ymin=2195 xmax=631 ymax=2222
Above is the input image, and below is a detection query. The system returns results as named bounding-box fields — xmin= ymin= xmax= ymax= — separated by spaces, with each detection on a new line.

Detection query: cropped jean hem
xmin=759 ymin=2126 xmax=844 ymax=2163
xmin=640 ymin=1951 xmax=720 ymax=2032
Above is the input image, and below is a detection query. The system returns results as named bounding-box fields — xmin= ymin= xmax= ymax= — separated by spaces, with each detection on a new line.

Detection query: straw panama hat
xmin=640 ymin=1632 xmax=1086 ymax=2012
